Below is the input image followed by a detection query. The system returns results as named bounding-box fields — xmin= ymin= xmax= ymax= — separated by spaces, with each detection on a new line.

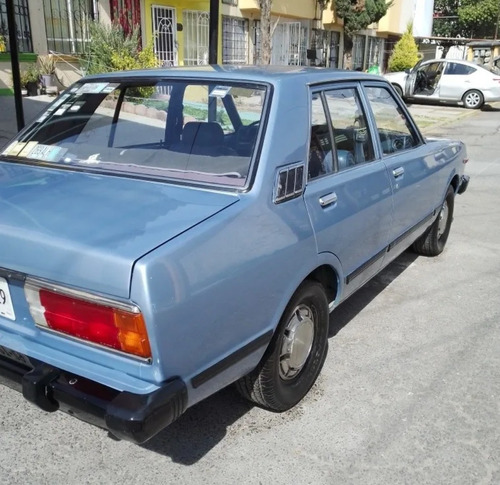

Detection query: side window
xmin=324 ymin=88 xmax=374 ymax=169
xmin=444 ymin=62 xmax=476 ymax=76
xmin=365 ymin=86 xmax=420 ymax=156
xmin=308 ymin=93 xmax=334 ymax=180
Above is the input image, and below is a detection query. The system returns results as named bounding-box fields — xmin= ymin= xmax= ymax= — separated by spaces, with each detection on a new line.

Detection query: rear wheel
xmin=413 ymin=186 xmax=455 ymax=256
xmin=463 ymin=90 xmax=484 ymax=109
xmin=236 ymin=281 xmax=329 ymax=411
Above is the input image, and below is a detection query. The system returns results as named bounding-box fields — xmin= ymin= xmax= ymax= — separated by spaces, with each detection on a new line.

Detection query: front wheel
xmin=463 ymin=90 xmax=484 ymax=109
xmin=235 ymin=281 xmax=329 ymax=411
xmin=413 ymin=186 xmax=455 ymax=256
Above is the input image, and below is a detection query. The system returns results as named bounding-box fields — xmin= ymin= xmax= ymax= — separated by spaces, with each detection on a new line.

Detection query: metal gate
xmin=183 ymin=10 xmax=209 ymax=65
xmin=152 ymin=5 xmax=177 ymax=66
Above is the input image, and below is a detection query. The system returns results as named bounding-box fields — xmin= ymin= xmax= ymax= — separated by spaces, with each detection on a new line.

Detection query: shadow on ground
xmin=481 ymin=104 xmax=500 ymax=112
xmin=140 ymin=250 xmax=420 ymax=464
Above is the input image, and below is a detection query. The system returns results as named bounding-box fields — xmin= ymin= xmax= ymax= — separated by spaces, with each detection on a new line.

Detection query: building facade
xmin=0 ymin=0 xmax=436 ymax=95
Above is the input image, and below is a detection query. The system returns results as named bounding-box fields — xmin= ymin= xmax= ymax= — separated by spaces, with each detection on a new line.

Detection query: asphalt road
xmin=0 ymin=102 xmax=499 ymax=484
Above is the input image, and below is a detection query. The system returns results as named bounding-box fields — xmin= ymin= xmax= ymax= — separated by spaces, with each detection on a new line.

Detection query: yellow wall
xmin=377 ymin=0 xmax=410 ymax=36
xmin=239 ymin=0 xmax=316 ymax=19
xmin=144 ymin=0 xmax=222 ymax=65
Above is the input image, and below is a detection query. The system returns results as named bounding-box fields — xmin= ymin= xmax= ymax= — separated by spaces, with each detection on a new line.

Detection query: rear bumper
xmin=458 ymin=175 xmax=470 ymax=195
xmin=0 ymin=353 xmax=187 ymax=444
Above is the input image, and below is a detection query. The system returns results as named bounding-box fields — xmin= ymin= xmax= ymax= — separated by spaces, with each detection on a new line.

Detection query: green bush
xmin=388 ymin=24 xmax=420 ymax=72
xmin=83 ymin=22 xmax=158 ymax=75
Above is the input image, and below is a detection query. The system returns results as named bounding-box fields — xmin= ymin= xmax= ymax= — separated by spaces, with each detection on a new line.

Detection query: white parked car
xmin=385 ymin=59 xmax=500 ymax=109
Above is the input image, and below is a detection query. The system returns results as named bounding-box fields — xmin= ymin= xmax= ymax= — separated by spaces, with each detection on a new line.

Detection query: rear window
xmin=444 ymin=63 xmax=476 ymax=76
xmin=2 ymin=79 xmax=268 ymax=187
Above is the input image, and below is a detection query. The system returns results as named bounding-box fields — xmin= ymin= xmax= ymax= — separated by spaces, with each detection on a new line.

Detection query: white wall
xmin=413 ymin=0 xmax=435 ymax=37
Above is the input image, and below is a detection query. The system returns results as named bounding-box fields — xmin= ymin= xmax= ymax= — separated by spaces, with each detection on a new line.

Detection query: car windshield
xmin=2 ymin=79 xmax=268 ymax=188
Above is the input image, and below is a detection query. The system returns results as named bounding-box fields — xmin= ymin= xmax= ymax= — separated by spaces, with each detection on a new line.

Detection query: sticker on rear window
xmin=77 ymin=82 xmax=110 ymax=95
xmin=2 ymin=141 xmax=26 ymax=156
xmin=27 ymin=144 xmax=67 ymax=162
xmin=209 ymin=86 xmax=231 ymax=98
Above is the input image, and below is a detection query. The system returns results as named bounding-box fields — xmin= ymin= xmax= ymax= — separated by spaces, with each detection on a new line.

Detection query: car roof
xmin=423 ymin=59 xmax=478 ymax=67
xmin=82 ymin=65 xmax=384 ymax=87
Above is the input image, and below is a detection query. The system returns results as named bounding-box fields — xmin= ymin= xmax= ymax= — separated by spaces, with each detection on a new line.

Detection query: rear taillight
xmin=25 ymin=280 xmax=151 ymax=359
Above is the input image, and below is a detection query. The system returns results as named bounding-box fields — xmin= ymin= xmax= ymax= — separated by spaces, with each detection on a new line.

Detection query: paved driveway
xmin=0 ymin=98 xmax=499 ymax=485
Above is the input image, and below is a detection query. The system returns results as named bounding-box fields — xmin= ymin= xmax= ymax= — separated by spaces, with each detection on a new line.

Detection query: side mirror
xmin=405 ymin=68 xmax=411 ymax=74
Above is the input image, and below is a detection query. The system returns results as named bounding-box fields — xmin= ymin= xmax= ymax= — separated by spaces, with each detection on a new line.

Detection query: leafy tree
xmin=333 ymin=0 xmax=393 ymax=69
xmin=388 ymin=24 xmax=419 ymax=72
xmin=434 ymin=0 xmax=500 ymax=39
xmin=433 ymin=0 xmax=461 ymax=38
xmin=459 ymin=0 xmax=499 ymax=38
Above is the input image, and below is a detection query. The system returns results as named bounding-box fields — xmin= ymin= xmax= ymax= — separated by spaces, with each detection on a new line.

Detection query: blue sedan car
xmin=0 ymin=66 xmax=469 ymax=443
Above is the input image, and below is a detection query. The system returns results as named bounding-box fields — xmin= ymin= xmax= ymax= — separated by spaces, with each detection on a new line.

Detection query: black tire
xmin=413 ymin=186 xmax=455 ymax=256
xmin=393 ymin=84 xmax=404 ymax=99
xmin=462 ymin=90 xmax=484 ymax=109
xmin=236 ymin=281 xmax=329 ymax=411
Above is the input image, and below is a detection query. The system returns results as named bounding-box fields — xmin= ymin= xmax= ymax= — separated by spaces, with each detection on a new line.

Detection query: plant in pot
xmin=20 ymin=65 xmax=40 ymax=96
xmin=37 ymin=54 xmax=56 ymax=88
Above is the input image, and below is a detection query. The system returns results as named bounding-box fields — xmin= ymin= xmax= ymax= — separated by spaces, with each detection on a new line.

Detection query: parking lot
xmin=0 ymin=98 xmax=499 ymax=484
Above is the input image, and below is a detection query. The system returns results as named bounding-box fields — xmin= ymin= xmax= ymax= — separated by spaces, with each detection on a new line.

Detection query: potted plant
xmin=37 ymin=54 xmax=56 ymax=88
xmin=20 ymin=65 xmax=40 ymax=96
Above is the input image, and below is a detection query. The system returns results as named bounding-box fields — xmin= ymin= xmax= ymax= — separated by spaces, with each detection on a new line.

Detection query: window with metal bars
xmin=43 ymin=0 xmax=97 ymax=54
xmin=183 ymin=10 xmax=209 ymax=66
xmin=0 ymin=0 xmax=33 ymax=52
xmin=352 ymin=34 xmax=366 ymax=71
xmin=222 ymin=16 xmax=248 ymax=65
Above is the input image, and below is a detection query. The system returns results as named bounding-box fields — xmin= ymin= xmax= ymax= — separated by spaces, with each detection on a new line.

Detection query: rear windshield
xmin=3 ymin=79 xmax=268 ymax=187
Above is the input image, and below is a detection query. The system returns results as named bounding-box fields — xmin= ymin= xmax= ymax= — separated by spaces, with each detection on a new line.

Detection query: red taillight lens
xmin=26 ymin=283 xmax=151 ymax=359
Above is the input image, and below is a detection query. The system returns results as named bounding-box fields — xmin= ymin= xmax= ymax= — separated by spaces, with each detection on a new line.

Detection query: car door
xmin=439 ymin=61 xmax=477 ymax=100
xmin=406 ymin=61 xmax=444 ymax=99
xmin=303 ymin=85 xmax=393 ymax=297
xmin=362 ymin=83 xmax=440 ymax=257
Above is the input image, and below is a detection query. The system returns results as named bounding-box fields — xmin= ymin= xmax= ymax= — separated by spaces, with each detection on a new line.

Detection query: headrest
xmin=182 ymin=122 xmax=224 ymax=147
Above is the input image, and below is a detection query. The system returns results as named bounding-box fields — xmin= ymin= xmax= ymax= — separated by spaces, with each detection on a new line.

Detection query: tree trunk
xmin=259 ymin=0 xmax=272 ymax=65
xmin=343 ymin=34 xmax=353 ymax=70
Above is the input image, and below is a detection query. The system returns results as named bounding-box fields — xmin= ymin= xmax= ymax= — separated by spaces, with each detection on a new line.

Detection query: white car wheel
xmin=463 ymin=90 xmax=484 ymax=109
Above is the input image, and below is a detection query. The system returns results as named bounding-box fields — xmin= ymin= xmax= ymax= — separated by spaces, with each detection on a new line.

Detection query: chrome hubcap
xmin=279 ymin=304 xmax=315 ymax=380
xmin=437 ymin=200 xmax=449 ymax=239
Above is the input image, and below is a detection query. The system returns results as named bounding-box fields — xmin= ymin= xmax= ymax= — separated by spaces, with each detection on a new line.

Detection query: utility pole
xmin=6 ymin=0 xmax=24 ymax=131
xmin=495 ymin=0 xmax=500 ymax=40
xmin=209 ymin=0 xmax=219 ymax=64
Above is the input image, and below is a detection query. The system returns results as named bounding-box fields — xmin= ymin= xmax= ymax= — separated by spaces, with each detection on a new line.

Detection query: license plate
xmin=0 ymin=277 xmax=16 ymax=321
xmin=0 ymin=344 xmax=32 ymax=367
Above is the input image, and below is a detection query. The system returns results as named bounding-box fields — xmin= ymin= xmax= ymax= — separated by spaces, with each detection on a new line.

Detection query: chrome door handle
xmin=319 ymin=192 xmax=338 ymax=207
xmin=393 ymin=167 xmax=405 ymax=178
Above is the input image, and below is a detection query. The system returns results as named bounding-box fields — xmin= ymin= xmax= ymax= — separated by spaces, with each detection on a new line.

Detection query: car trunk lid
xmin=0 ymin=161 xmax=238 ymax=297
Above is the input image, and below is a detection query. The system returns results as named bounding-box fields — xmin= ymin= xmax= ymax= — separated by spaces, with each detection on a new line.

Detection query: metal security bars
xmin=183 ymin=10 xmax=209 ymax=66
xmin=43 ymin=0 xmax=96 ymax=54
xmin=0 ymin=0 xmax=33 ymax=52
xmin=222 ymin=16 xmax=248 ymax=64
xmin=152 ymin=5 xmax=177 ymax=66
xmin=271 ymin=22 xmax=308 ymax=66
